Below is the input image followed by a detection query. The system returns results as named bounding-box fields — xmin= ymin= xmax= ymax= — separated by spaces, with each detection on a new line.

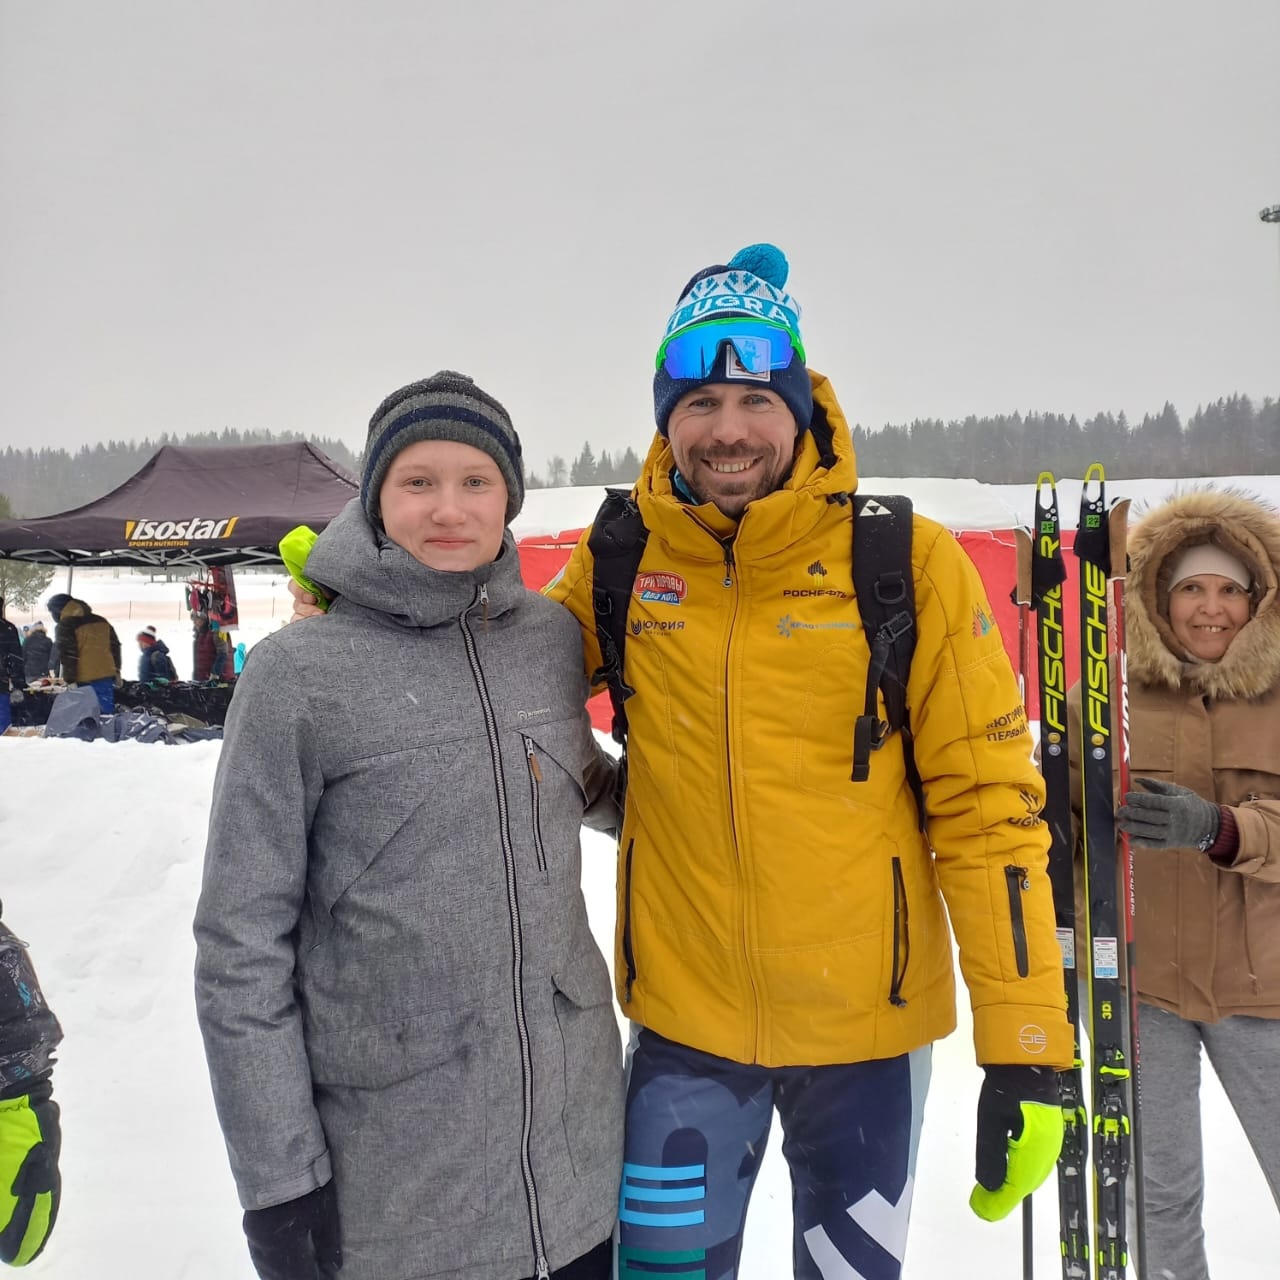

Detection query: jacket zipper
xmin=522 ymin=736 xmax=548 ymax=873
xmin=622 ymin=838 xmax=638 ymax=1002
xmin=889 ymin=857 xmax=910 ymax=1006
xmin=1004 ymin=864 xmax=1030 ymax=978
xmin=716 ymin=531 xmax=762 ymax=1056
xmin=460 ymin=582 xmax=550 ymax=1279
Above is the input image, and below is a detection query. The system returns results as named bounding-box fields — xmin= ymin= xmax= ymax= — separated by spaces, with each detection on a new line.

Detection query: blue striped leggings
xmin=618 ymin=1030 xmax=931 ymax=1280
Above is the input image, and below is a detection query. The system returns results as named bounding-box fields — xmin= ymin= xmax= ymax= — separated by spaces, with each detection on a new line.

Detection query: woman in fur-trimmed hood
xmin=1112 ymin=486 xmax=1280 ymax=1278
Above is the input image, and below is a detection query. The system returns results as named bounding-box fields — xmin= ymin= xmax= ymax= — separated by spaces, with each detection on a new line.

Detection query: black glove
xmin=0 ymin=1079 xmax=61 ymax=1265
xmin=242 ymin=1181 xmax=342 ymax=1280
xmin=970 ymin=1064 xmax=1063 ymax=1221
xmin=1117 ymin=777 xmax=1220 ymax=850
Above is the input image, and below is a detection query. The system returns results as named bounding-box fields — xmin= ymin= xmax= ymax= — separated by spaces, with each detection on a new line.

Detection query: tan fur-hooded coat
xmin=1071 ymin=487 xmax=1280 ymax=1023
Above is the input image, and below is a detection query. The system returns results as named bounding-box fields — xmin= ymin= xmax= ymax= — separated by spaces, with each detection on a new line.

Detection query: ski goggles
xmin=656 ymin=317 xmax=805 ymax=380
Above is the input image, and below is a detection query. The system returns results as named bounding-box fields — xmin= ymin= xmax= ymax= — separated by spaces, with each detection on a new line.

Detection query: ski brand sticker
xmin=1056 ymin=927 xmax=1076 ymax=970
xmin=1092 ymin=937 xmax=1119 ymax=980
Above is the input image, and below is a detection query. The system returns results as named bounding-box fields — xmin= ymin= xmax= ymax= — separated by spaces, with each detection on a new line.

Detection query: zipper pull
xmin=536 ymin=1259 xmax=550 ymax=1280
xmin=478 ymin=581 xmax=490 ymax=628
xmin=721 ymin=541 xmax=735 ymax=588
xmin=525 ymin=738 xmax=543 ymax=781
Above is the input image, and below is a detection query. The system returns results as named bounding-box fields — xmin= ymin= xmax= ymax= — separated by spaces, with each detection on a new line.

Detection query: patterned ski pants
xmin=617 ymin=1029 xmax=931 ymax=1280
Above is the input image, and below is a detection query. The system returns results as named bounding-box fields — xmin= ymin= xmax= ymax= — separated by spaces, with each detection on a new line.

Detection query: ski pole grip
xmin=279 ymin=525 xmax=329 ymax=611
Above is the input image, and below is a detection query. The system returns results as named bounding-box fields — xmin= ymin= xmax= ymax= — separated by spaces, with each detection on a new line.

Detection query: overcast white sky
xmin=2 ymin=1 xmax=1277 ymax=475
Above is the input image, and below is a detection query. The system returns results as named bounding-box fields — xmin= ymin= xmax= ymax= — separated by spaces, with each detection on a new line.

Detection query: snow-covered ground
xmin=4 ymin=738 xmax=1278 ymax=1277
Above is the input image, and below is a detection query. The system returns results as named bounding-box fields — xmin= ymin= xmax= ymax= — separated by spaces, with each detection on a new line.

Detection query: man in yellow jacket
xmin=544 ymin=244 xmax=1071 ymax=1279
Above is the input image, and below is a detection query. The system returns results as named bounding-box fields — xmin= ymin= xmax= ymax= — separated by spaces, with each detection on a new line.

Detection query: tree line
xmin=1 ymin=394 xmax=1275 ymax=521
xmin=0 ymin=429 xmax=361 ymax=519
xmin=850 ymin=394 xmax=1278 ymax=482
xmin=535 ymin=394 xmax=1278 ymax=487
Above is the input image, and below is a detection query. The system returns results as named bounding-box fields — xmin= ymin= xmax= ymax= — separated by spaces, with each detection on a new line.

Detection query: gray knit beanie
xmin=360 ymin=371 xmax=525 ymax=525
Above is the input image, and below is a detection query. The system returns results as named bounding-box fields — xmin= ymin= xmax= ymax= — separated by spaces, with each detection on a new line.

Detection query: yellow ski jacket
xmin=546 ymin=372 xmax=1071 ymax=1069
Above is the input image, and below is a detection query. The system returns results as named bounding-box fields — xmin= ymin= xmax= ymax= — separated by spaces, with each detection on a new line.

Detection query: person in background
xmin=0 ymin=901 xmax=63 ymax=1267
xmin=20 ymin=622 xmax=54 ymax=685
xmin=190 ymin=612 xmax=215 ymax=681
xmin=135 ymin=625 xmax=179 ymax=683
xmin=212 ymin=624 xmax=235 ymax=681
xmin=1071 ymin=488 xmax=1280 ymax=1279
xmin=195 ymin=371 xmax=623 ymax=1280
xmin=0 ymin=601 xmax=21 ymax=735
xmin=191 ymin=613 xmax=234 ymax=681
xmin=45 ymin=593 xmax=120 ymax=713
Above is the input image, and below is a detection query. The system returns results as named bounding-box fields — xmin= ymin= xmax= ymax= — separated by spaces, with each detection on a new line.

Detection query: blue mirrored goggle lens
xmin=658 ymin=320 xmax=802 ymax=380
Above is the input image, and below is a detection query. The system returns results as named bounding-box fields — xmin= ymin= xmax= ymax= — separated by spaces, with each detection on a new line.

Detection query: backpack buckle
xmin=852 ymin=713 xmax=890 ymax=781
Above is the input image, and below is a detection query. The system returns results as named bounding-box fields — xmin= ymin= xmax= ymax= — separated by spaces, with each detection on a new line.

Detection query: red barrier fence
xmin=516 ymin=527 xmax=1097 ymax=733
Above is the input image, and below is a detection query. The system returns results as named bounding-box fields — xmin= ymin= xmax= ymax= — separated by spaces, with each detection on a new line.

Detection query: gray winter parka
xmin=194 ymin=499 xmax=623 ymax=1280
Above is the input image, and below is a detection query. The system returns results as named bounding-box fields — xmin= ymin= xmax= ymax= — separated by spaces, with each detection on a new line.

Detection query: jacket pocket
xmin=552 ymin=950 xmax=623 ymax=1179
xmin=1004 ymin=865 xmax=1030 ymax=978
xmin=306 ymin=1007 xmax=488 ymax=1231
xmin=522 ymin=734 xmax=550 ymax=873
xmin=519 ymin=723 xmax=591 ymax=879
xmin=889 ymin=857 xmax=910 ymax=1007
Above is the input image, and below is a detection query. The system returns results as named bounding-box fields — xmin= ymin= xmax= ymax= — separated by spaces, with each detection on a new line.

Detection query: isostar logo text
xmin=633 ymin=572 xmax=687 ymax=605
xmin=125 ymin=516 xmax=240 ymax=546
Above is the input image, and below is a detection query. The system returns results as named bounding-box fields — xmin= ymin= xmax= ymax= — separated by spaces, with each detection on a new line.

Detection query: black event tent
xmin=0 ymin=442 xmax=358 ymax=568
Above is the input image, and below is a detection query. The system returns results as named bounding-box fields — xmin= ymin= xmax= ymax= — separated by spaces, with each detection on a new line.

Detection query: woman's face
xmin=378 ymin=439 xmax=508 ymax=572
xmin=1167 ymin=573 xmax=1252 ymax=662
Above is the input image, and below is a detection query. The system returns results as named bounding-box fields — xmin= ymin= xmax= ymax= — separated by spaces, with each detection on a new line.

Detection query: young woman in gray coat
xmin=194 ymin=372 xmax=623 ymax=1280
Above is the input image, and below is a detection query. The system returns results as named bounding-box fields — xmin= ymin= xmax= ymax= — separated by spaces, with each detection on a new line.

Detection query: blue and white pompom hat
xmin=652 ymin=242 xmax=814 ymax=437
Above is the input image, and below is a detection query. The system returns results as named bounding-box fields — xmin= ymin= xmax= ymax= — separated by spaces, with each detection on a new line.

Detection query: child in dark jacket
xmin=136 ymin=627 xmax=179 ymax=683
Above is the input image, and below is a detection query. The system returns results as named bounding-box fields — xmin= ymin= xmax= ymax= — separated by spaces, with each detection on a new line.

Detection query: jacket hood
xmin=1125 ymin=486 xmax=1280 ymax=699
xmin=634 ymin=369 xmax=859 ymax=546
xmin=304 ymin=497 xmax=527 ymax=629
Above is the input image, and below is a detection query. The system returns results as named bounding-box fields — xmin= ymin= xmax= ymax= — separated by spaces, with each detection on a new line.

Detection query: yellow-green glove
xmin=0 ymin=1082 xmax=60 ymax=1266
xmin=969 ymin=1064 xmax=1063 ymax=1222
xmin=278 ymin=526 xmax=328 ymax=612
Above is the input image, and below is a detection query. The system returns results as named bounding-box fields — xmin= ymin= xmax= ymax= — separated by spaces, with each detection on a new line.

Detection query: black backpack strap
xmin=586 ymin=488 xmax=650 ymax=745
xmin=850 ymin=493 xmax=925 ymax=827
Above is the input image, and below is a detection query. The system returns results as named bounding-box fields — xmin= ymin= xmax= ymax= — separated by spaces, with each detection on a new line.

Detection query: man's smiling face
xmin=666 ymin=384 xmax=798 ymax=519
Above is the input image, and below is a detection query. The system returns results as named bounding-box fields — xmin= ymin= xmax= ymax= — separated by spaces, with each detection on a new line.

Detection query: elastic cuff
xmin=1205 ymin=806 xmax=1239 ymax=862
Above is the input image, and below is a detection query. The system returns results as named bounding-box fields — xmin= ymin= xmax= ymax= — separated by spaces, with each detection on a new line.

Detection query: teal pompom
xmin=727 ymin=243 xmax=788 ymax=289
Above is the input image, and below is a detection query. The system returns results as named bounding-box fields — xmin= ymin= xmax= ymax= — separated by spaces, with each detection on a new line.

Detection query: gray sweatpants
xmin=1136 ymin=1003 xmax=1280 ymax=1279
